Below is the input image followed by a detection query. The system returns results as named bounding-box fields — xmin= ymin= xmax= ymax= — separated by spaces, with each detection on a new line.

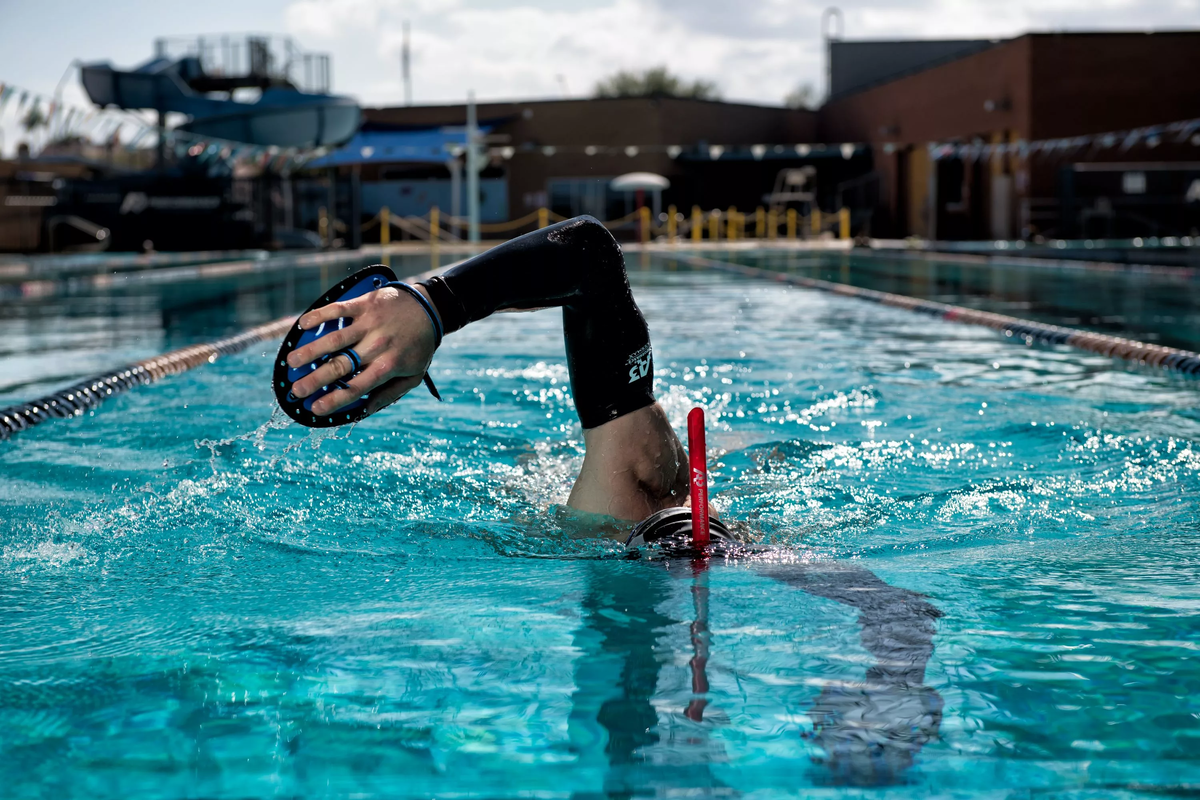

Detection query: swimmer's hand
xmin=286 ymin=284 xmax=439 ymax=416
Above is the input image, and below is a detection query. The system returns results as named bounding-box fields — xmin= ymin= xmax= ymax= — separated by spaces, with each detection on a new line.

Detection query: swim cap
xmin=626 ymin=506 xmax=733 ymax=552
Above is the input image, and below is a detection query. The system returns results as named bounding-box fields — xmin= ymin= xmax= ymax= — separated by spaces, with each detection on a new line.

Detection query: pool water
xmin=3 ymin=254 xmax=1200 ymax=797
xmin=0 ymin=251 xmax=463 ymax=406
xmin=687 ymin=248 xmax=1200 ymax=351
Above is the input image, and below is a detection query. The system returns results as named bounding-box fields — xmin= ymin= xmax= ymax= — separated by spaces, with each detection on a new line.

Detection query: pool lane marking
xmin=872 ymin=246 xmax=1199 ymax=280
xmin=0 ymin=316 xmax=296 ymax=442
xmin=0 ymin=256 xmax=469 ymax=441
xmin=668 ymin=253 xmax=1200 ymax=376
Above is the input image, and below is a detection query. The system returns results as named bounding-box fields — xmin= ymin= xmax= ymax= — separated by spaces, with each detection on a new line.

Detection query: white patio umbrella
xmin=610 ymin=173 xmax=670 ymax=218
xmin=609 ymin=172 xmax=671 ymax=192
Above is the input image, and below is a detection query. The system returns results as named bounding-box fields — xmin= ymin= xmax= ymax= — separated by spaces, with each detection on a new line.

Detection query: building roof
xmin=828 ymin=38 xmax=1002 ymax=99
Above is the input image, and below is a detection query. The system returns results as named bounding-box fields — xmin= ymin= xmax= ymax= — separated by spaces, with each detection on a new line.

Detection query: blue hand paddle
xmin=273 ymin=264 xmax=441 ymax=428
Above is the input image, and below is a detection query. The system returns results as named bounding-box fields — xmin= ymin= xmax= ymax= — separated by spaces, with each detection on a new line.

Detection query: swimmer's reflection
xmin=568 ymin=558 xmax=943 ymax=790
xmin=568 ymin=562 xmax=726 ymax=796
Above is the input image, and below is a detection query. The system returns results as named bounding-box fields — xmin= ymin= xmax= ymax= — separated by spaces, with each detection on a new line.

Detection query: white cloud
xmin=279 ymin=0 xmax=1200 ymax=107
xmin=284 ymin=0 xmax=828 ymax=106
xmin=2 ymin=0 xmax=1196 ymax=155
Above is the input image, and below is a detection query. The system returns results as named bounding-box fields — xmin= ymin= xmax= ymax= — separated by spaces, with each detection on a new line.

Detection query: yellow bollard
xmin=380 ymin=206 xmax=390 ymax=246
xmin=811 ymin=209 xmax=821 ymax=237
xmin=709 ymin=210 xmax=719 ymax=241
xmin=755 ymin=206 xmax=765 ymax=239
xmin=692 ymin=206 xmax=702 ymax=242
xmin=429 ymin=206 xmax=440 ymax=270
xmin=667 ymin=204 xmax=677 ymax=243
xmin=767 ymin=208 xmax=778 ymax=240
xmin=538 ymin=207 xmax=549 ymax=229
xmin=639 ymin=206 xmax=651 ymax=243
xmin=786 ymin=208 xmax=797 ymax=240
xmin=318 ymin=206 xmax=329 ymax=247
xmin=727 ymin=207 xmax=737 ymax=240
xmin=839 ymin=207 xmax=850 ymax=240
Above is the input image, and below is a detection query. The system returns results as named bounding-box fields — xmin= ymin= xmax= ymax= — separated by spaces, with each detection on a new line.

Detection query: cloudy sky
xmin=0 ymin=0 xmax=1197 ymax=151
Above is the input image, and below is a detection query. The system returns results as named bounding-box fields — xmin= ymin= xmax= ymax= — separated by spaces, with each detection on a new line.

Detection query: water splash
xmin=4 ymin=266 xmax=1200 ymax=796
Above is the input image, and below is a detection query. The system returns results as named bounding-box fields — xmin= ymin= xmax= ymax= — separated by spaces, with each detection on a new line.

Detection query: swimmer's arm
xmin=288 ymin=216 xmax=618 ymax=416
xmin=417 ymin=214 xmax=618 ymax=333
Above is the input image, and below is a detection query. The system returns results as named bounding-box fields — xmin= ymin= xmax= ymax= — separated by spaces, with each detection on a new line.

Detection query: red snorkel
xmin=685 ymin=406 xmax=711 ymax=721
xmin=688 ymin=407 xmax=710 ymax=548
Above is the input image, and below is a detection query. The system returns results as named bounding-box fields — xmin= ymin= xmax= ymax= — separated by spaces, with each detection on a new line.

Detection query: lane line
xmin=0 ymin=317 xmax=294 ymax=442
xmin=665 ymin=253 xmax=1200 ymax=375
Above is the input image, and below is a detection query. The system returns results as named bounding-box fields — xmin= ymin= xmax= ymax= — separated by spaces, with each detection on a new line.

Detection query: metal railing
xmin=357 ymin=204 xmax=856 ymax=245
xmin=46 ymin=215 xmax=111 ymax=253
xmin=152 ymin=34 xmax=331 ymax=93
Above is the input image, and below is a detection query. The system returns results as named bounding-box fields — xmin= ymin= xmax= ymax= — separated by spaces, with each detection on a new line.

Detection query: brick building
xmin=334 ymin=32 xmax=1200 ymax=241
xmin=820 ymin=32 xmax=1200 ymax=239
xmin=319 ymin=96 xmax=875 ymax=234
xmin=8 ymin=30 xmax=1199 ymax=252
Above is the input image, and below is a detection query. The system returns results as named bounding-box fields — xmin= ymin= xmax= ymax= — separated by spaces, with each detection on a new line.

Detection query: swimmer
xmin=283 ymin=215 xmax=687 ymax=524
xmin=278 ymin=216 xmax=943 ymax=784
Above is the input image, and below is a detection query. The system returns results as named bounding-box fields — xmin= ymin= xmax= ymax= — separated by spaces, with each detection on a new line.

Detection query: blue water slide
xmin=80 ymin=55 xmax=360 ymax=148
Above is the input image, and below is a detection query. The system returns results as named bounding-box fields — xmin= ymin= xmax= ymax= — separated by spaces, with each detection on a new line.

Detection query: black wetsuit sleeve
xmin=418 ymin=215 xmax=655 ymax=429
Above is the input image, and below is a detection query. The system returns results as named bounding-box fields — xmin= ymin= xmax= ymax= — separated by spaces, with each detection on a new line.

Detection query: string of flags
xmin=5 ymin=74 xmax=1199 ymax=172
xmin=924 ymin=117 xmax=1200 ymax=162
xmin=491 ymin=142 xmax=864 ymax=161
xmin=0 ymin=79 xmax=329 ymax=173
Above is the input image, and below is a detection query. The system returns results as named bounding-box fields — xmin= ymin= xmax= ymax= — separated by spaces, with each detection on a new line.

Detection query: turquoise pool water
xmin=690 ymin=248 xmax=1200 ymax=351
xmin=3 ymin=254 xmax=1200 ymax=797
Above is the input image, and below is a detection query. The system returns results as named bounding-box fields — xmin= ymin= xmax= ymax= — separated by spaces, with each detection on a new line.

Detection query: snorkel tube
xmin=685 ymin=406 xmax=711 ymax=721
xmin=688 ymin=407 xmax=710 ymax=548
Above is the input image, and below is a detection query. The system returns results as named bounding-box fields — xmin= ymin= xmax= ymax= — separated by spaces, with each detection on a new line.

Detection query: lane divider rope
xmin=0 ymin=317 xmax=295 ymax=442
xmin=670 ymin=253 xmax=1200 ymax=375
xmin=6 ymin=250 xmax=1195 ymax=443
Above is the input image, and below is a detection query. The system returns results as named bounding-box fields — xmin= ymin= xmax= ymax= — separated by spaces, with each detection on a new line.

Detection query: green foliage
xmin=594 ymin=66 xmax=721 ymax=100
xmin=21 ymin=103 xmax=47 ymax=132
xmin=784 ymin=82 xmax=819 ymax=110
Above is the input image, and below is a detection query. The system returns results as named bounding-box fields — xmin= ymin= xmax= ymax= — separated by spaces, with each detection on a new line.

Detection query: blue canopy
xmin=307 ymin=126 xmax=492 ymax=167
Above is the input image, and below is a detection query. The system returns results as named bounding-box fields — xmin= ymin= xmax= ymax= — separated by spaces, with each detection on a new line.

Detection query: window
xmin=547 ymin=178 xmax=626 ymax=221
xmin=1122 ymin=171 xmax=1146 ymax=195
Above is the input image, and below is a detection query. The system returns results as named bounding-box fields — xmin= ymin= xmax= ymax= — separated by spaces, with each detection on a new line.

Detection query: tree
xmin=21 ymin=102 xmax=47 ymax=134
xmin=784 ymin=82 xmax=819 ymax=110
xmin=594 ymin=66 xmax=721 ymax=101
xmin=19 ymin=102 xmax=48 ymax=153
